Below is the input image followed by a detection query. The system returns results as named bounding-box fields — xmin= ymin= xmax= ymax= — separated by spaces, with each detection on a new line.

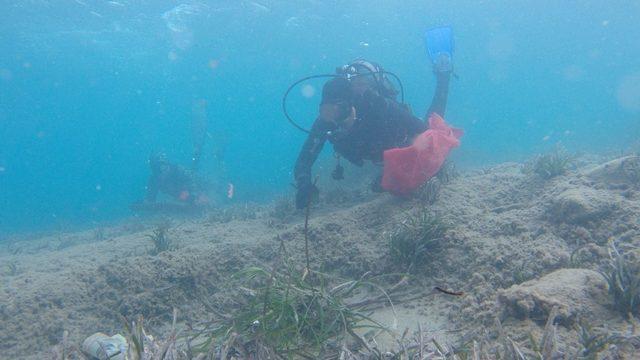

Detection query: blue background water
xmin=1 ymin=0 xmax=639 ymax=234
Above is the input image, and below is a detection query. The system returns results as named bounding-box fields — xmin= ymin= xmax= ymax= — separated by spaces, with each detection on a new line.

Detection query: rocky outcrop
xmin=497 ymin=268 xmax=609 ymax=326
xmin=549 ymin=187 xmax=616 ymax=225
xmin=585 ymin=156 xmax=640 ymax=187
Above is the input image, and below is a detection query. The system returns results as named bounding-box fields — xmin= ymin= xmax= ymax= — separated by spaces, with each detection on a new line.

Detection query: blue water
xmin=1 ymin=1 xmax=639 ymax=234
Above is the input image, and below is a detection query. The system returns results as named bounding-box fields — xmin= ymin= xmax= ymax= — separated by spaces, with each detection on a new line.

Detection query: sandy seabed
xmin=2 ymin=155 xmax=640 ymax=359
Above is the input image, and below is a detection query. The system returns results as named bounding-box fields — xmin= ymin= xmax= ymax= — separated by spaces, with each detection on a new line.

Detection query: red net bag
xmin=382 ymin=113 xmax=463 ymax=195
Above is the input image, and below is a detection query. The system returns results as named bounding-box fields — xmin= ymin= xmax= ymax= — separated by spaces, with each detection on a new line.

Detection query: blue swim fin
xmin=424 ymin=26 xmax=454 ymax=65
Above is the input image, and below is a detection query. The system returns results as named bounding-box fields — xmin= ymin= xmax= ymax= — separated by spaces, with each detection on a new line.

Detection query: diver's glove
xmin=433 ymin=53 xmax=453 ymax=74
xmin=296 ymin=181 xmax=319 ymax=209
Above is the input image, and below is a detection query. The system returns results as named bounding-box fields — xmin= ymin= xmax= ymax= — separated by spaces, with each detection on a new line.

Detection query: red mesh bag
xmin=382 ymin=114 xmax=463 ymax=195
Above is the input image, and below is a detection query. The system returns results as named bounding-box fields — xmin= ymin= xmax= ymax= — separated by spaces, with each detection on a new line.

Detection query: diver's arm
xmin=426 ymin=72 xmax=451 ymax=118
xmin=294 ymin=101 xmax=344 ymax=184
xmin=294 ymin=115 xmax=334 ymax=209
xmin=294 ymin=121 xmax=327 ymax=186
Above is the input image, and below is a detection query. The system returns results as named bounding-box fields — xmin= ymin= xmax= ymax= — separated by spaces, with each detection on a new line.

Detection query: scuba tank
xmin=335 ymin=59 xmax=400 ymax=101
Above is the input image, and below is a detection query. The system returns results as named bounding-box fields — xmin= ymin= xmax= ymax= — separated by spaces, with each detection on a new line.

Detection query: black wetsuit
xmin=294 ymin=72 xmax=451 ymax=187
xmin=145 ymin=164 xmax=198 ymax=203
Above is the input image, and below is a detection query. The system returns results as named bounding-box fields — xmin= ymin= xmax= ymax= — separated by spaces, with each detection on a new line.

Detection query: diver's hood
xmin=337 ymin=59 xmax=399 ymax=99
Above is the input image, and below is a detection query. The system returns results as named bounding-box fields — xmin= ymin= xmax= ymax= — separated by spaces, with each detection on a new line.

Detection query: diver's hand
xmin=296 ymin=181 xmax=319 ymax=209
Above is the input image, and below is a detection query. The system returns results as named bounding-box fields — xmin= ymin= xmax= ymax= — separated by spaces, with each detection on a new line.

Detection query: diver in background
xmin=137 ymin=99 xmax=215 ymax=210
xmin=293 ymin=54 xmax=453 ymax=209
xmin=138 ymin=153 xmax=209 ymax=211
xmin=143 ymin=152 xmax=207 ymax=206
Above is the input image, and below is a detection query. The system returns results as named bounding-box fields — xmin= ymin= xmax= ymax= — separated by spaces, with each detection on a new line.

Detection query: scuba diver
xmin=291 ymin=27 xmax=456 ymax=209
xmin=143 ymin=152 xmax=207 ymax=206
xmin=130 ymin=152 xmax=209 ymax=213
xmin=133 ymin=99 xmax=219 ymax=212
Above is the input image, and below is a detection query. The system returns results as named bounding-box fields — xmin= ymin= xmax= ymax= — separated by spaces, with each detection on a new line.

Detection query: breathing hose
xmin=282 ymin=71 xmax=405 ymax=134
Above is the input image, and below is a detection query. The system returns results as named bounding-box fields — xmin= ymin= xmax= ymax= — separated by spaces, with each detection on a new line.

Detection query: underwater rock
xmin=585 ymin=155 xmax=640 ymax=187
xmin=81 ymin=333 xmax=127 ymax=360
xmin=549 ymin=187 xmax=615 ymax=225
xmin=497 ymin=268 xmax=608 ymax=327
